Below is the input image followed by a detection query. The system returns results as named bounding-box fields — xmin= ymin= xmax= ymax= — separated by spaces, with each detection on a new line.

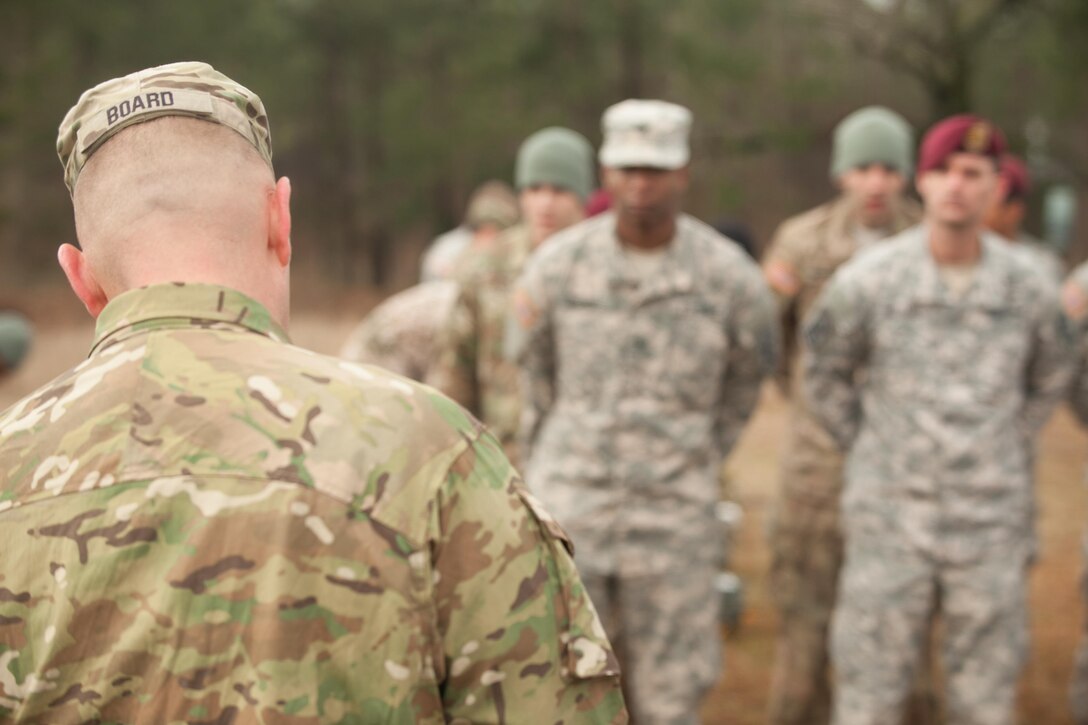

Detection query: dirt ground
xmin=2 ymin=311 xmax=1087 ymax=725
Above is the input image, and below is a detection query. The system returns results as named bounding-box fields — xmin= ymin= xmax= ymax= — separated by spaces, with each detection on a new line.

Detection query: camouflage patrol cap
xmin=463 ymin=180 xmax=520 ymax=231
xmin=57 ymin=61 xmax=273 ymax=193
xmin=599 ymin=99 xmax=692 ymax=170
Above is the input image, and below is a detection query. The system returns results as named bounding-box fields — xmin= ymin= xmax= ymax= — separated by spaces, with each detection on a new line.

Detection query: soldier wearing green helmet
xmin=428 ymin=126 xmax=594 ymax=466
xmin=763 ymin=106 xmax=921 ymax=725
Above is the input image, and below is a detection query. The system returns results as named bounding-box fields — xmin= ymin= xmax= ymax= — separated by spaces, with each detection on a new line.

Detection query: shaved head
xmin=59 ymin=116 xmax=292 ymax=325
xmin=72 ymin=117 xmax=276 ymax=294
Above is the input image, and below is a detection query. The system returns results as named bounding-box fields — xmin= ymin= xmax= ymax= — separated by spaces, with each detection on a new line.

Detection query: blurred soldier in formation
xmin=0 ymin=62 xmax=626 ymax=723
xmin=428 ymin=127 xmax=593 ymax=463
xmin=420 ymin=180 xmax=519 ymax=282
xmin=985 ymin=153 xmax=1065 ymax=282
xmin=0 ymin=311 xmax=32 ymax=376
xmin=1065 ymin=260 xmax=1088 ymax=725
xmin=762 ymin=106 xmax=920 ymax=725
xmin=339 ymin=181 xmax=518 ymax=381
xmin=804 ymin=115 xmax=1074 ymax=725
xmin=509 ymin=99 xmax=778 ymax=723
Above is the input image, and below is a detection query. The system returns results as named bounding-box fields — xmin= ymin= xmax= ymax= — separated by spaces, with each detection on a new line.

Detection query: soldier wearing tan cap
xmin=0 ymin=62 xmax=627 ymax=723
xmin=420 ymin=180 xmax=520 ymax=282
xmin=339 ymin=180 xmax=519 ymax=381
xmin=509 ymin=99 xmax=779 ymax=723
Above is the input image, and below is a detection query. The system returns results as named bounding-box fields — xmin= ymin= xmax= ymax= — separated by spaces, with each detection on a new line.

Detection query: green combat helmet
xmin=0 ymin=311 xmax=32 ymax=374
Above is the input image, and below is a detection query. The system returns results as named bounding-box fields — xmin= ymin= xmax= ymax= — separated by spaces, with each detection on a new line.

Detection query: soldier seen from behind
xmin=0 ymin=62 xmax=627 ymax=724
xmin=339 ymin=180 xmax=519 ymax=381
xmin=762 ymin=105 xmax=920 ymax=725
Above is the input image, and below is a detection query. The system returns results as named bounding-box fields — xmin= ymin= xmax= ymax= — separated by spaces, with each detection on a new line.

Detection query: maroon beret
xmin=585 ymin=188 xmax=612 ymax=217
xmin=999 ymin=154 xmax=1030 ymax=200
xmin=917 ymin=114 xmax=1006 ymax=175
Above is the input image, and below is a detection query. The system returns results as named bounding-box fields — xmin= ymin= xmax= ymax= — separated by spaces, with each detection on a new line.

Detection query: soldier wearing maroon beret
xmin=985 ymin=153 xmax=1065 ymax=282
xmin=803 ymin=114 xmax=1075 ymax=724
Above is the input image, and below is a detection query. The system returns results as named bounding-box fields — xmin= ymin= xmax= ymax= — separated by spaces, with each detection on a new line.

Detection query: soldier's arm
xmin=1021 ymin=284 xmax=1077 ymax=437
xmin=1063 ymin=268 xmax=1088 ymax=426
xmin=432 ymin=429 xmax=626 ymax=723
xmin=1070 ymin=353 xmax=1088 ymax=427
xmin=801 ymin=271 xmax=869 ymax=449
xmin=427 ymin=282 xmax=482 ymax=414
xmin=762 ymin=222 xmax=805 ymax=395
xmin=716 ymin=271 xmax=779 ymax=456
xmin=506 ymin=259 xmax=556 ymax=464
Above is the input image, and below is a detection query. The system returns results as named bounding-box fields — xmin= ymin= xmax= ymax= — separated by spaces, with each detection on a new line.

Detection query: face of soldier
xmin=838 ymin=163 xmax=906 ymax=229
xmin=520 ymin=184 xmax=586 ymax=247
xmin=603 ymin=166 xmax=688 ymax=228
xmin=983 ymin=182 xmax=1026 ymax=239
xmin=917 ymin=153 xmax=1001 ymax=231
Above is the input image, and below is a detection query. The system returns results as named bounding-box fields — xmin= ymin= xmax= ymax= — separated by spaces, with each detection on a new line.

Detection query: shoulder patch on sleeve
xmin=764 ymin=260 xmax=801 ymax=297
xmin=1062 ymin=279 xmax=1088 ymax=322
xmin=512 ymin=286 xmax=541 ymax=331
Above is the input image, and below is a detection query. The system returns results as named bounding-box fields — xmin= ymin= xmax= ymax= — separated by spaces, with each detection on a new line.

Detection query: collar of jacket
xmin=89 ymin=282 xmax=290 ymax=356
xmin=898 ymin=225 xmax=1019 ymax=310
xmin=600 ymin=213 xmax=696 ymax=305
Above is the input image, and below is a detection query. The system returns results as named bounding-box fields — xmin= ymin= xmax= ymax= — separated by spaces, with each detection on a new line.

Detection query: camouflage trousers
xmin=582 ymin=562 xmax=721 ymax=725
xmin=1071 ymin=535 xmax=1088 ymax=725
xmin=831 ymin=530 xmax=1030 ymax=725
xmin=766 ymin=407 xmax=845 ymax=725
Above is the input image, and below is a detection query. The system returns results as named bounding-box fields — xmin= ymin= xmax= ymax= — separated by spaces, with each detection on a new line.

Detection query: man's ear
xmin=57 ymin=243 xmax=108 ymax=318
xmin=269 ymin=176 xmax=292 ymax=268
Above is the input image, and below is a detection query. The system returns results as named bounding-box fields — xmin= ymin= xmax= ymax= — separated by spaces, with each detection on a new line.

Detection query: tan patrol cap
xmin=57 ymin=61 xmax=273 ymax=193
xmin=599 ymin=99 xmax=692 ymax=170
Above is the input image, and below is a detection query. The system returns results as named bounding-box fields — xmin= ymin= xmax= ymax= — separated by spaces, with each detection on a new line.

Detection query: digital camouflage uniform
xmin=339 ymin=280 xmax=458 ymax=382
xmin=762 ymin=194 xmax=920 ymax=725
xmin=1008 ymin=231 xmax=1065 ymax=284
xmin=1065 ymin=261 xmax=1088 ymax=725
xmin=0 ymin=283 xmax=627 ymax=724
xmin=803 ymin=227 xmax=1075 ymax=725
xmin=510 ymin=212 xmax=779 ymax=723
xmin=428 ymin=225 xmax=532 ymax=465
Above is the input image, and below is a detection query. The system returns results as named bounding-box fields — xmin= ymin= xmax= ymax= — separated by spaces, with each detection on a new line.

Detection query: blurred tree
xmin=808 ymin=0 xmax=1035 ymax=119
xmin=0 ymin=0 xmax=1084 ymax=287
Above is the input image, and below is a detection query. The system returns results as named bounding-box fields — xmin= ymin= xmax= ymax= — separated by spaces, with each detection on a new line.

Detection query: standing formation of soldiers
xmin=1 ymin=59 xmax=1087 ymax=725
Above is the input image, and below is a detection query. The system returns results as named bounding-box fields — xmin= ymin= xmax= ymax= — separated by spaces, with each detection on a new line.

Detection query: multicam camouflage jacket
xmin=762 ymin=193 xmax=920 ymax=396
xmin=339 ymin=280 xmax=458 ymax=383
xmin=0 ymin=284 xmax=626 ymax=724
xmin=428 ymin=225 xmax=533 ymax=465
xmin=508 ymin=213 xmax=779 ymax=578
xmin=803 ymin=226 xmax=1076 ymax=563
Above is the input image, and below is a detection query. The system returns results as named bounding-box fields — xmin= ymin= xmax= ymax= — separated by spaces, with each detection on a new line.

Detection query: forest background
xmin=2 ymin=0 xmax=1087 ymax=304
